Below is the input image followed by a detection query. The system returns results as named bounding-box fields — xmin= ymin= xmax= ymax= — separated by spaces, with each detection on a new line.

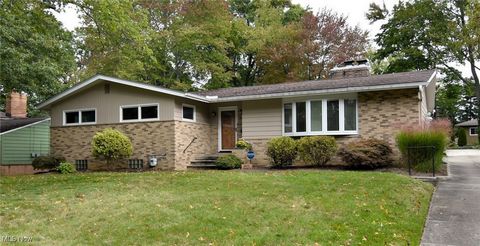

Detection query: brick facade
xmin=50 ymin=120 xmax=214 ymax=171
xmin=51 ymin=121 xmax=176 ymax=170
xmin=174 ymin=121 xmax=213 ymax=170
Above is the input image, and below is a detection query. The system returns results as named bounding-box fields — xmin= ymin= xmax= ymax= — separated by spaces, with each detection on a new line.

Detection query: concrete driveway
xmin=421 ymin=149 xmax=480 ymax=246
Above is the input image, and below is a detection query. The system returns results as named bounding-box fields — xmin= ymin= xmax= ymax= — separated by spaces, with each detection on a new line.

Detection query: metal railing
xmin=407 ymin=146 xmax=437 ymax=177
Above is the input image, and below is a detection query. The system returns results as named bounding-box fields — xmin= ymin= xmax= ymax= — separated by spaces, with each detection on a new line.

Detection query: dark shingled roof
xmin=456 ymin=119 xmax=478 ymax=127
xmin=0 ymin=118 xmax=48 ymax=133
xmin=195 ymin=69 xmax=435 ymax=98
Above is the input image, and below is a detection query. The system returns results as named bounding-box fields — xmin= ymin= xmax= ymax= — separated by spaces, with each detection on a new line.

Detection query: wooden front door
xmin=220 ymin=110 xmax=236 ymax=150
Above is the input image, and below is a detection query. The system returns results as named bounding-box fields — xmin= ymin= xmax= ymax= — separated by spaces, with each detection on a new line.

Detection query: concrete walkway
xmin=421 ymin=149 xmax=480 ymax=246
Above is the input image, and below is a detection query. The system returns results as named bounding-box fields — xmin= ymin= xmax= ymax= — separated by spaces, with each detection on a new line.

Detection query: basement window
xmin=75 ymin=160 xmax=88 ymax=171
xmin=182 ymin=104 xmax=196 ymax=122
xmin=64 ymin=109 xmax=96 ymax=125
xmin=120 ymin=104 xmax=159 ymax=122
xmin=128 ymin=159 xmax=144 ymax=169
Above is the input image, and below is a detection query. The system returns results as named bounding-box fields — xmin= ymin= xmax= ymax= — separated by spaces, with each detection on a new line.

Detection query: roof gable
xmin=38 ymin=75 xmax=208 ymax=109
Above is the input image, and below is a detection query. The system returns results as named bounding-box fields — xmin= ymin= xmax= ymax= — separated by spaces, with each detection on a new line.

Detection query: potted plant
xmin=235 ymin=139 xmax=255 ymax=169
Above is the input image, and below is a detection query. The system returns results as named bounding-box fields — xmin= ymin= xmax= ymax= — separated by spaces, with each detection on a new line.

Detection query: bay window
xmin=283 ymin=97 xmax=357 ymax=136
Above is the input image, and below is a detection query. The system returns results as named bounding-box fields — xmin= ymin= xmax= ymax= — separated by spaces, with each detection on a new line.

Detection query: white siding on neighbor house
xmin=419 ymin=85 xmax=429 ymax=126
xmin=49 ymin=82 xmax=176 ymax=127
xmin=241 ymin=99 xmax=282 ymax=138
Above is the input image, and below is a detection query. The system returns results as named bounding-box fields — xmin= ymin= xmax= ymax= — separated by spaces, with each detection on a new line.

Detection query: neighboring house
xmin=456 ymin=119 xmax=479 ymax=145
xmin=37 ymin=62 xmax=437 ymax=170
xmin=0 ymin=92 xmax=50 ymax=175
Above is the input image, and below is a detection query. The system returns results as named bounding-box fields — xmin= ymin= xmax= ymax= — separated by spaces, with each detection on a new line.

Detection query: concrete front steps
xmin=187 ymin=155 xmax=220 ymax=169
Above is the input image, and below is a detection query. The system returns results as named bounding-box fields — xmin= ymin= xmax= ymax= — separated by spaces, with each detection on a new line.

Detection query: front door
xmin=220 ymin=110 xmax=236 ymax=150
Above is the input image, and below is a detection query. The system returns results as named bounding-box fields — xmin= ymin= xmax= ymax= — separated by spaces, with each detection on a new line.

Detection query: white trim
xmin=282 ymin=96 xmax=358 ymax=137
xmin=38 ymin=74 xmax=208 ymax=109
xmin=0 ymin=118 xmax=51 ymax=136
xmin=217 ymin=106 xmax=238 ymax=152
xmin=119 ymin=103 xmax=159 ymax=123
xmin=181 ymin=104 xmax=196 ymax=122
xmin=63 ymin=108 xmax=97 ymax=126
xmin=470 ymin=127 xmax=478 ymax=136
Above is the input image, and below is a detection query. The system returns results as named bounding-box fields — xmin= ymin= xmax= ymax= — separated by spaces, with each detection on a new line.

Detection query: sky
xmin=53 ymin=0 xmax=471 ymax=76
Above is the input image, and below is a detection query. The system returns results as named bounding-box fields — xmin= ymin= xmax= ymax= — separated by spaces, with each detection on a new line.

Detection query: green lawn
xmin=0 ymin=171 xmax=433 ymax=245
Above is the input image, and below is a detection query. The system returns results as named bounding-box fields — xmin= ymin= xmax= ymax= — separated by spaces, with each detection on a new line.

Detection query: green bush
xmin=236 ymin=139 xmax=252 ymax=151
xmin=396 ymin=130 xmax=447 ymax=172
xmin=297 ymin=136 xmax=337 ymax=166
xmin=32 ymin=155 xmax=66 ymax=170
xmin=215 ymin=154 xmax=243 ymax=170
xmin=57 ymin=162 xmax=76 ymax=174
xmin=92 ymin=128 xmax=133 ymax=168
xmin=457 ymin=128 xmax=467 ymax=147
xmin=266 ymin=137 xmax=297 ymax=167
xmin=338 ymin=138 xmax=393 ymax=169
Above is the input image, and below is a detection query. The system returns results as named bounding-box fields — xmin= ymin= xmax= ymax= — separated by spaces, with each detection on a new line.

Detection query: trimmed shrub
xmin=457 ymin=128 xmax=467 ymax=147
xmin=297 ymin=136 xmax=337 ymax=166
xmin=236 ymin=139 xmax=252 ymax=151
xmin=57 ymin=162 xmax=76 ymax=174
xmin=266 ymin=137 xmax=297 ymax=167
xmin=32 ymin=155 xmax=66 ymax=170
xmin=338 ymin=138 xmax=393 ymax=169
xmin=215 ymin=154 xmax=243 ymax=170
xmin=92 ymin=128 xmax=133 ymax=168
xmin=396 ymin=130 xmax=447 ymax=172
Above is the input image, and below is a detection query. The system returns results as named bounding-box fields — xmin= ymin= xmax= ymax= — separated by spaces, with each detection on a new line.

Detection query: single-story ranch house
xmin=37 ymin=63 xmax=437 ymax=171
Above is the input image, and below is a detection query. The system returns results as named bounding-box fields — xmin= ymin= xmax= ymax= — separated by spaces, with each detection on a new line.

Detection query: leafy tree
xmin=73 ymin=0 xmax=156 ymax=85
xmin=457 ymin=127 xmax=467 ymax=146
xmin=368 ymin=0 xmax=480 ymax=143
xmin=0 ymin=0 xmax=76 ymax=115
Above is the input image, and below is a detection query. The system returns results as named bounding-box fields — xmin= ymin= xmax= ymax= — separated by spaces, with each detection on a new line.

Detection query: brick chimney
xmin=330 ymin=59 xmax=370 ymax=79
xmin=5 ymin=91 xmax=27 ymax=118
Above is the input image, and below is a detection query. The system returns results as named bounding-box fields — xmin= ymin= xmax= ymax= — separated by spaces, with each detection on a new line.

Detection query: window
xmin=75 ymin=160 xmax=88 ymax=171
xmin=121 ymin=104 xmax=159 ymax=122
xmin=311 ymin=101 xmax=322 ymax=131
xmin=65 ymin=111 xmax=79 ymax=124
xmin=470 ymin=127 xmax=478 ymax=135
xmin=141 ymin=106 xmax=158 ymax=119
xmin=122 ymin=107 xmax=138 ymax=120
xmin=344 ymin=99 xmax=357 ymax=131
xmin=296 ymin=102 xmax=306 ymax=132
xmin=64 ymin=109 xmax=96 ymax=125
xmin=182 ymin=104 xmax=196 ymax=121
xmin=283 ymin=97 xmax=357 ymax=136
xmin=327 ymin=100 xmax=339 ymax=131
xmin=284 ymin=103 xmax=293 ymax=133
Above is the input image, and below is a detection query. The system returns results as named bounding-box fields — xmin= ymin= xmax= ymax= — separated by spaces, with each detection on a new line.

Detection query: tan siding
xmin=49 ymin=81 xmax=175 ymax=126
xmin=462 ymin=126 xmax=479 ymax=145
xmin=174 ymin=98 xmax=210 ymax=124
xmin=242 ymin=99 xmax=282 ymax=138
